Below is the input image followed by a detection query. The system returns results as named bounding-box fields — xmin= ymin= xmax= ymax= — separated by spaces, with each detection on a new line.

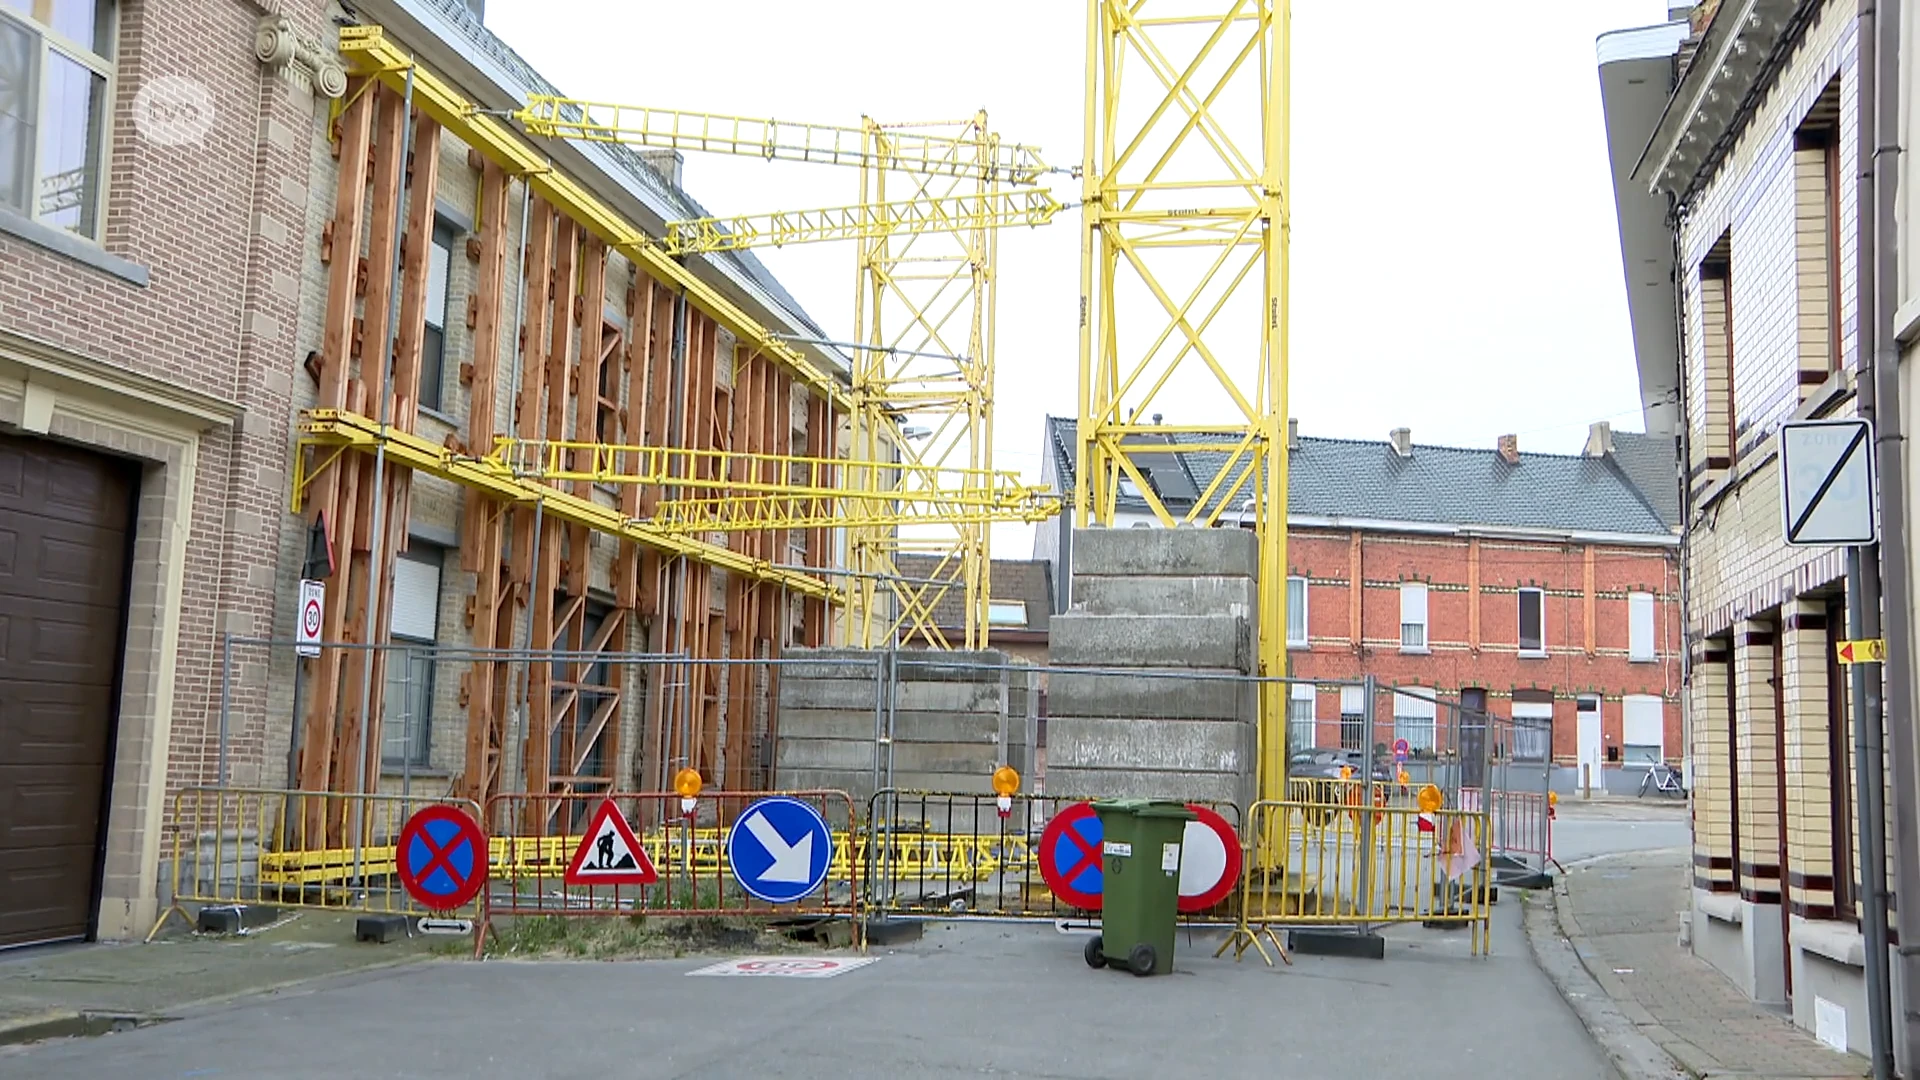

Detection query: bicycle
xmin=1638 ymin=761 xmax=1686 ymax=798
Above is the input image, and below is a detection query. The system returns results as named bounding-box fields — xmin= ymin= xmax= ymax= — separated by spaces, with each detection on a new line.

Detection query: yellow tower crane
xmin=1079 ymin=0 xmax=1291 ymax=800
xmin=512 ymin=96 xmax=1069 ymax=650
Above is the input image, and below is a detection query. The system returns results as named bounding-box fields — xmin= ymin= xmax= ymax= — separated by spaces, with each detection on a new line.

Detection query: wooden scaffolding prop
xmin=298 ymin=78 xmax=835 ymax=843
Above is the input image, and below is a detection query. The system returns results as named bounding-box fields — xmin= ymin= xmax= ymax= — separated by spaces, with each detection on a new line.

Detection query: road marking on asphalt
xmin=685 ymin=957 xmax=879 ymax=978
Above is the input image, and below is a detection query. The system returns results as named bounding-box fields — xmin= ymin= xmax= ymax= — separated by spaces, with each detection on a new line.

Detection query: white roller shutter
xmin=1628 ymin=592 xmax=1656 ymax=661
xmin=390 ymin=554 xmax=441 ymax=642
xmin=1623 ymin=695 xmax=1664 ymax=760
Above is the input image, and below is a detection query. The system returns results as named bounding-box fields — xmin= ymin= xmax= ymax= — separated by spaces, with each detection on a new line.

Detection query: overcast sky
xmin=488 ymin=0 xmax=1675 ymax=549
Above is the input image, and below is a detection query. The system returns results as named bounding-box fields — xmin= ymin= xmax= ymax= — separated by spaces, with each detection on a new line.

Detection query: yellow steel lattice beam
xmin=845 ymin=114 xmax=1002 ymax=650
xmin=646 ymin=491 xmax=1061 ymax=535
xmin=485 ymin=436 xmax=1041 ymax=504
xmin=337 ymin=26 xmax=856 ymax=415
xmin=516 ymin=96 xmax=1054 ymax=185
xmin=1079 ymin=0 xmax=1289 ymax=798
xmin=662 ymin=190 xmax=1062 ymax=256
xmin=293 ymin=410 xmax=831 ymax=598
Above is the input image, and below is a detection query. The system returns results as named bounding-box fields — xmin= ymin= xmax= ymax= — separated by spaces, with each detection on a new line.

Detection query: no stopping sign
xmin=1177 ymin=805 xmax=1242 ymax=913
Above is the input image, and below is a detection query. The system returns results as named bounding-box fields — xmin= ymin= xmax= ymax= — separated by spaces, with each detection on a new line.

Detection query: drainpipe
xmin=1670 ymin=212 xmax=1696 ymax=791
xmin=1864 ymin=0 xmax=1920 ymax=1069
xmin=1853 ymin=3 xmax=1900 ymax=1076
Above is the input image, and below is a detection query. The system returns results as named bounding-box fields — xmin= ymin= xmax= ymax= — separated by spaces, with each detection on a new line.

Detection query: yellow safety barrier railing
xmin=1220 ymin=798 xmax=1494 ymax=965
xmin=481 ymin=828 xmax=1028 ymax=886
xmin=147 ymin=787 xmax=486 ymax=941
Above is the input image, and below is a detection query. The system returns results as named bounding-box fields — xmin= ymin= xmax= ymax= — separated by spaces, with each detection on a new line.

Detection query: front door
xmin=1576 ymin=696 xmax=1603 ymax=793
xmin=0 ymin=432 xmax=136 ymax=948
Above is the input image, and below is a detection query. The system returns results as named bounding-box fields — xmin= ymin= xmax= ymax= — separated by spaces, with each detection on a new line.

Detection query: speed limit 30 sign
xmin=296 ymin=579 xmax=325 ymax=657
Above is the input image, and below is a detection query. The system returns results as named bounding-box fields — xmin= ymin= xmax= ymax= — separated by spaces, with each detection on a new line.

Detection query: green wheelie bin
xmin=1083 ymin=799 xmax=1194 ymax=976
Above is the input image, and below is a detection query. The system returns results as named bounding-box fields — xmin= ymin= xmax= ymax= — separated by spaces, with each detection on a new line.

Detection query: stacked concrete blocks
xmin=1046 ymin=527 xmax=1261 ymax=809
xmin=775 ymin=649 xmax=1035 ymax=808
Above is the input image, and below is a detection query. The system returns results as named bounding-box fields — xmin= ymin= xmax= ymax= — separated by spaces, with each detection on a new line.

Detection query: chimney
xmin=1497 ymin=434 xmax=1520 ymax=465
xmin=638 ymin=148 xmax=685 ymax=189
xmin=1388 ymin=427 xmax=1412 ymax=458
xmin=1287 ymin=418 xmax=1299 ymax=450
xmin=1583 ymin=420 xmax=1615 ymax=459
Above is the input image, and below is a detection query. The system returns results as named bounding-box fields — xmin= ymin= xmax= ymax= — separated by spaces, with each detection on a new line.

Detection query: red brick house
xmin=1039 ymin=418 xmax=1683 ymax=791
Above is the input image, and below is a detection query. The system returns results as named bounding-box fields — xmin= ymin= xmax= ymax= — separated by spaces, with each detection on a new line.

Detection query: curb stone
xmin=1523 ymin=879 xmax=1691 ymax=1080
xmin=0 ymin=951 xmax=431 ymax=1049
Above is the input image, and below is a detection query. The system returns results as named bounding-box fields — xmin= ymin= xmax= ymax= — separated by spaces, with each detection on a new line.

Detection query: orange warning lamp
xmin=1548 ymin=790 xmax=1558 ymax=819
xmin=1339 ymin=764 xmax=1355 ymax=781
xmin=992 ymin=765 xmax=1020 ymax=796
xmin=674 ymin=768 xmax=702 ymax=818
xmin=1396 ymin=768 xmax=1410 ymax=787
xmin=991 ymin=765 xmax=1020 ymax=818
xmin=1416 ymin=783 xmax=1443 ymax=814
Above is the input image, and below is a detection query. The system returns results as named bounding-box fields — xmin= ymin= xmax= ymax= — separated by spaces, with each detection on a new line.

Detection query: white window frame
xmin=1339 ymin=684 xmax=1367 ymax=751
xmin=1510 ymin=698 xmax=1554 ymax=763
xmin=986 ymin=600 xmax=1028 ymax=627
xmin=1399 ymin=581 xmax=1429 ymax=653
xmin=1287 ymin=682 xmax=1315 ymax=752
xmin=0 ymin=1 xmax=115 ymax=240
xmin=1392 ymin=686 xmax=1438 ymax=753
xmin=1622 ymin=694 xmax=1665 ymax=767
xmin=1627 ymin=591 xmax=1656 ymax=662
xmin=383 ymin=547 xmax=443 ymax=766
xmin=419 ymin=215 xmax=458 ymax=414
xmin=1517 ymin=587 xmax=1546 ymax=657
xmin=1286 ymin=575 xmax=1309 ymax=648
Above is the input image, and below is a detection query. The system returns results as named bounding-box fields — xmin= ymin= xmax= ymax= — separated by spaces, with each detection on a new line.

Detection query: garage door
xmin=0 ymin=432 xmax=135 ymax=948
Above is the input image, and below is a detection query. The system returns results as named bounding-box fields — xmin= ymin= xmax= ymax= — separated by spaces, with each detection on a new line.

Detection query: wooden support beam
xmin=360 ymin=113 xmax=444 ymax=806
xmin=615 ymin=277 xmax=653 ymax=612
xmin=461 ymin=500 xmax=506 ymax=804
xmin=567 ymin=240 xmax=607 ymax=601
xmin=359 ymin=86 xmax=406 ymax=413
xmin=327 ymin=85 xmax=410 ymax=837
xmin=318 ymin=80 xmax=373 ymax=416
xmin=300 ymin=82 xmax=373 ymax=830
xmin=460 ymin=160 xmax=511 ymax=806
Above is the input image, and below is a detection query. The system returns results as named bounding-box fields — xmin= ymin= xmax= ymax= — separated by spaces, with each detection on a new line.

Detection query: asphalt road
xmin=0 ymin=805 xmax=1686 ymax=1080
xmin=1548 ymin=799 xmax=1689 ymax=864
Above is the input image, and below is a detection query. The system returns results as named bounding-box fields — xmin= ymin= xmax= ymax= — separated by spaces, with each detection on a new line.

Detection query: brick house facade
xmin=0 ymin=0 xmax=847 ymax=947
xmin=1038 ymin=417 xmax=1683 ymax=792
xmin=1604 ymin=0 xmax=1892 ymax=1056
xmin=0 ymin=0 xmax=340 ymax=946
xmin=1284 ymin=525 xmax=1682 ymax=780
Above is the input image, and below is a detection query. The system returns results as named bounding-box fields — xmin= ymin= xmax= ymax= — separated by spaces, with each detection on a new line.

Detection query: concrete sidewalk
xmin=1527 ymin=847 xmax=1869 ymax=1079
xmin=0 ymin=912 xmax=438 ymax=1045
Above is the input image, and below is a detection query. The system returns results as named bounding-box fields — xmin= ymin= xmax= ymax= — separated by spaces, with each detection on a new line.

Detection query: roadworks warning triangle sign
xmin=565 ymin=799 xmax=659 ymax=886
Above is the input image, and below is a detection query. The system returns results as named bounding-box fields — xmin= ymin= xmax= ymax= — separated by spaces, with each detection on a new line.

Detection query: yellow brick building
xmin=1602 ymin=0 xmax=1903 ymax=1058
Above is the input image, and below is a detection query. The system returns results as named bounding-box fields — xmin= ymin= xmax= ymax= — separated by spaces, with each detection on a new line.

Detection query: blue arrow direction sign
xmin=727 ymin=796 xmax=833 ymax=904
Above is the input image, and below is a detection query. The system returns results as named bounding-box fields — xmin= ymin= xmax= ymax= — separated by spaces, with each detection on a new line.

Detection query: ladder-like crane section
xmin=517 ymin=96 xmax=1054 ymax=184
xmin=514 ymin=92 xmax=1065 ymax=649
xmin=659 ymin=189 xmax=1062 ymax=256
xmin=1080 ymin=1 xmax=1291 ymax=798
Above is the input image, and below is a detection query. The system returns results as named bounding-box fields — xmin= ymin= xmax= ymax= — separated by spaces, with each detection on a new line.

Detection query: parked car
xmin=1287 ymin=748 xmax=1395 ymax=784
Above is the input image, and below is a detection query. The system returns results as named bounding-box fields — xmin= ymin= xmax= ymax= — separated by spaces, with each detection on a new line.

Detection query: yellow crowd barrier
xmin=1222 ymin=798 xmax=1494 ymax=964
xmin=147 ymin=787 xmax=485 ymax=940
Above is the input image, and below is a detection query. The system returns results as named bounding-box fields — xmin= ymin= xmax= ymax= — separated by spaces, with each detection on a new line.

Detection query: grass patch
xmin=480 ymin=914 xmax=811 ymax=960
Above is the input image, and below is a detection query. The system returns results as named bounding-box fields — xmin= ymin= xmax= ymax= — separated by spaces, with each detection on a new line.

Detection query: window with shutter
xmin=1399 ymin=582 xmax=1428 ymax=651
xmin=1287 ymin=682 xmax=1315 ymax=751
xmin=1628 ymin=592 xmax=1655 ymax=661
xmin=1286 ymin=576 xmax=1308 ymax=647
xmin=1392 ymin=687 xmax=1438 ymax=753
xmin=382 ymin=548 xmax=442 ymax=766
xmin=1339 ymin=684 xmax=1367 ymax=750
xmin=1622 ymin=694 xmax=1665 ymax=766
